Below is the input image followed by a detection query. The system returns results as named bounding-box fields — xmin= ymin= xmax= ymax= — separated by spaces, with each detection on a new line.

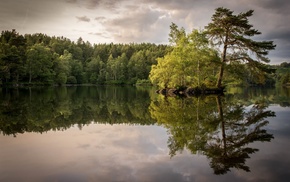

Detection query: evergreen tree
xmin=205 ymin=7 xmax=276 ymax=88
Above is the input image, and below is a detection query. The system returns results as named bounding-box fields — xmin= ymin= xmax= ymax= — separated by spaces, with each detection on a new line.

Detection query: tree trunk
xmin=216 ymin=96 xmax=226 ymax=155
xmin=216 ymin=62 xmax=224 ymax=88
xmin=216 ymin=35 xmax=228 ymax=88
xmin=16 ymin=72 xmax=19 ymax=85
xmin=29 ymin=68 xmax=32 ymax=84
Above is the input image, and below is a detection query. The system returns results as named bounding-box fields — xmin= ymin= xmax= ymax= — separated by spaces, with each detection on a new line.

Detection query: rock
xmin=160 ymin=88 xmax=167 ymax=95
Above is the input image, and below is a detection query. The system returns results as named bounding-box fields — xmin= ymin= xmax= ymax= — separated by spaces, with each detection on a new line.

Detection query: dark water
xmin=0 ymin=86 xmax=289 ymax=182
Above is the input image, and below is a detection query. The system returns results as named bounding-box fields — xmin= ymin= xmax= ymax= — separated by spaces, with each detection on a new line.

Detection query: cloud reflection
xmin=1 ymin=104 xmax=290 ymax=182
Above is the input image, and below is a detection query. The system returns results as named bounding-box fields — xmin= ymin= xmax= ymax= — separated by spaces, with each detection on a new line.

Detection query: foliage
xmin=274 ymin=62 xmax=290 ymax=86
xmin=281 ymin=73 xmax=290 ymax=85
xmin=205 ymin=7 xmax=276 ymax=87
xmin=135 ymin=79 xmax=152 ymax=85
xmin=26 ymin=43 xmax=54 ymax=83
xmin=0 ymin=29 xmax=26 ymax=84
xmin=150 ymin=26 xmax=219 ymax=88
xmin=0 ymin=30 xmax=169 ymax=85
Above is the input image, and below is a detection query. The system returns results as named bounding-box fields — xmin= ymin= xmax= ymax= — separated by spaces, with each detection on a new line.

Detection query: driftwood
xmin=156 ymin=86 xmax=225 ymax=97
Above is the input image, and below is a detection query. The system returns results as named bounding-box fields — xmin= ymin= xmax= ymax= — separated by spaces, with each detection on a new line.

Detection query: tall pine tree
xmin=205 ymin=7 xmax=276 ymax=88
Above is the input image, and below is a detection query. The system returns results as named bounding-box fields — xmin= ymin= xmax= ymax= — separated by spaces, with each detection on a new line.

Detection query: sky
xmin=0 ymin=0 xmax=289 ymax=64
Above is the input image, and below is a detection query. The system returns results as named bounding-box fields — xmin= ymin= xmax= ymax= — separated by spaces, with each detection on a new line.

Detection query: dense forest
xmin=0 ymin=29 xmax=170 ymax=85
xmin=0 ymin=8 xmax=290 ymax=87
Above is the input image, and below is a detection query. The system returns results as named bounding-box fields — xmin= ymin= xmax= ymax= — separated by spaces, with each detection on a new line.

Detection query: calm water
xmin=0 ymin=86 xmax=289 ymax=182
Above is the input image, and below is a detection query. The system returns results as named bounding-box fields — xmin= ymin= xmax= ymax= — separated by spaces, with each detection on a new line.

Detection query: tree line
xmin=0 ymin=29 xmax=170 ymax=85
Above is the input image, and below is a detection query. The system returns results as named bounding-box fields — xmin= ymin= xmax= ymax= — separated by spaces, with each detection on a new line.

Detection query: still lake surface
xmin=0 ymin=86 xmax=289 ymax=182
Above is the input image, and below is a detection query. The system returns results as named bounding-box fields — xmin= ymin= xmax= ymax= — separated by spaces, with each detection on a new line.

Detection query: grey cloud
xmin=101 ymin=6 xmax=171 ymax=43
xmin=95 ymin=16 xmax=106 ymax=22
xmin=89 ymin=32 xmax=110 ymax=39
xmin=85 ymin=0 xmax=102 ymax=9
xmin=65 ymin=0 xmax=125 ymax=10
xmin=102 ymin=0 xmax=121 ymax=10
xmin=65 ymin=0 xmax=77 ymax=3
xmin=76 ymin=16 xmax=91 ymax=22
xmin=251 ymin=0 xmax=290 ymax=13
xmin=144 ymin=0 xmax=290 ymax=64
xmin=78 ymin=144 xmax=90 ymax=149
xmin=0 ymin=0 xmax=68 ymax=32
xmin=1 ymin=0 xmax=289 ymax=63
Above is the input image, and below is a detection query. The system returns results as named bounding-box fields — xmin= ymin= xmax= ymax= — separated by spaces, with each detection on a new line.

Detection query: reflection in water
xmin=0 ymin=86 xmax=155 ymax=136
xmin=0 ymin=86 xmax=288 ymax=179
xmin=150 ymin=94 xmax=275 ymax=174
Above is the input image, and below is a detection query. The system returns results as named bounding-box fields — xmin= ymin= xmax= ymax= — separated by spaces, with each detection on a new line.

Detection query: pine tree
xmin=205 ymin=7 xmax=276 ymax=88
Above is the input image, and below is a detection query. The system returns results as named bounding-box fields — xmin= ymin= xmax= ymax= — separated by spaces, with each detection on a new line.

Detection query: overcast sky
xmin=1 ymin=0 xmax=289 ymax=64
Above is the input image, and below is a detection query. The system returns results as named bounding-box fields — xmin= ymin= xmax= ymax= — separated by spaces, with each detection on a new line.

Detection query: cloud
xmin=94 ymin=16 xmax=106 ymax=22
xmin=100 ymin=6 xmax=172 ymax=43
xmin=65 ymin=0 xmax=125 ymax=10
xmin=1 ymin=0 xmax=289 ymax=63
xmin=76 ymin=16 xmax=91 ymax=22
xmin=89 ymin=32 xmax=110 ymax=39
xmin=65 ymin=0 xmax=77 ymax=3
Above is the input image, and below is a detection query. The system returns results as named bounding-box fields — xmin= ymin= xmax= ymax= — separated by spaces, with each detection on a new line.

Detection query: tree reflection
xmin=0 ymin=86 xmax=155 ymax=136
xmin=149 ymin=94 xmax=275 ymax=175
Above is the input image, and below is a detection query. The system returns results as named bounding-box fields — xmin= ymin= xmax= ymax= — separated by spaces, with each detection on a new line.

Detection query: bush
xmin=281 ymin=73 xmax=290 ymax=85
xmin=135 ymin=79 xmax=152 ymax=85
xmin=67 ymin=76 xmax=77 ymax=84
xmin=56 ymin=73 xmax=67 ymax=85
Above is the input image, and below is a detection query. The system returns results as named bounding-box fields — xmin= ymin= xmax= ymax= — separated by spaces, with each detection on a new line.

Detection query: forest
xmin=0 ymin=29 xmax=170 ymax=85
xmin=0 ymin=7 xmax=289 ymax=87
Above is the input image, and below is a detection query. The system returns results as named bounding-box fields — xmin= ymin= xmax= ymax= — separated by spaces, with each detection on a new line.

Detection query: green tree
xmin=69 ymin=59 xmax=84 ymax=84
xmin=86 ymin=55 xmax=104 ymax=83
xmin=54 ymin=50 xmax=72 ymax=85
xmin=0 ymin=30 xmax=26 ymax=84
xmin=205 ymin=7 xmax=276 ymax=88
xmin=26 ymin=43 xmax=53 ymax=83
xmin=281 ymin=73 xmax=290 ymax=85
xmin=115 ymin=53 xmax=128 ymax=82
xmin=128 ymin=50 xmax=148 ymax=81
xmin=149 ymin=56 xmax=172 ymax=88
xmin=150 ymin=27 xmax=218 ymax=88
xmin=168 ymin=22 xmax=186 ymax=45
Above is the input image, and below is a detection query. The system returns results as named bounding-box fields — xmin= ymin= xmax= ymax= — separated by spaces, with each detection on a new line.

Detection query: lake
xmin=0 ymin=86 xmax=289 ymax=182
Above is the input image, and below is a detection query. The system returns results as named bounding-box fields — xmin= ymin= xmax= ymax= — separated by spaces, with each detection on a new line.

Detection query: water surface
xmin=0 ymin=86 xmax=289 ymax=182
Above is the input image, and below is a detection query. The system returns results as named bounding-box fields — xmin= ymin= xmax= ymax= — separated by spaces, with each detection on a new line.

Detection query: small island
xmin=150 ymin=8 xmax=276 ymax=96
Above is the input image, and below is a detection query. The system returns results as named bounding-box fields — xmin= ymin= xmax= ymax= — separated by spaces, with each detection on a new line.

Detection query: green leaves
xmin=26 ymin=44 xmax=54 ymax=83
xmin=0 ymin=30 xmax=26 ymax=83
xmin=205 ymin=7 xmax=276 ymax=87
xmin=150 ymin=28 xmax=218 ymax=88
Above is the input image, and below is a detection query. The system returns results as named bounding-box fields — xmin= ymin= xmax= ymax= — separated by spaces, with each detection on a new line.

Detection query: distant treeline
xmin=274 ymin=62 xmax=290 ymax=86
xmin=0 ymin=29 xmax=289 ymax=86
xmin=0 ymin=29 xmax=170 ymax=85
